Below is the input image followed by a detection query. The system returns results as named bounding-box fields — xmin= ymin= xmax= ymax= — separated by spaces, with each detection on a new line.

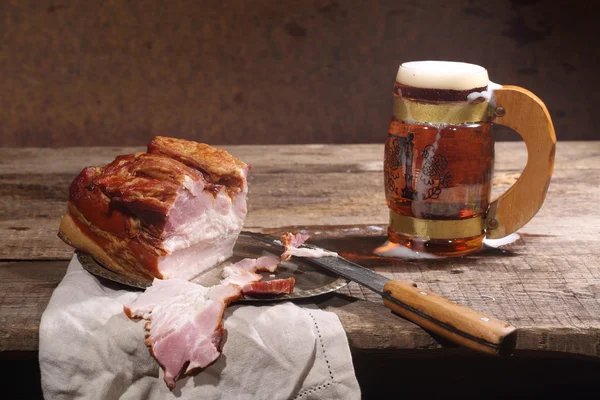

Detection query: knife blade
xmin=246 ymin=231 xmax=517 ymax=356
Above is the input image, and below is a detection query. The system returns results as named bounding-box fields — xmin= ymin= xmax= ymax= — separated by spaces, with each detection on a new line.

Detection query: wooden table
xmin=2 ymin=142 xmax=600 ymax=398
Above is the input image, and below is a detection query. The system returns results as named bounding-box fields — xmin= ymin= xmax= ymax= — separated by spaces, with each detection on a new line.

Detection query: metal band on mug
xmin=393 ymin=97 xmax=490 ymax=124
xmin=389 ymin=210 xmax=485 ymax=240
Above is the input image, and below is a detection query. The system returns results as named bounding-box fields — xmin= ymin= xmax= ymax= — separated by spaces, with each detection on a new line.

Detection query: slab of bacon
xmin=58 ymin=136 xmax=249 ymax=282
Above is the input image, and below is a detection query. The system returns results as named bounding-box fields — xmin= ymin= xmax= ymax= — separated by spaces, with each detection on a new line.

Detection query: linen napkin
xmin=39 ymin=255 xmax=361 ymax=399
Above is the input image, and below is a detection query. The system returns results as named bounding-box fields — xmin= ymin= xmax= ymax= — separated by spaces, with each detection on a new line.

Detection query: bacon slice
xmin=220 ymin=256 xmax=295 ymax=296
xmin=222 ymin=270 xmax=263 ymax=287
xmin=124 ymin=278 xmax=201 ymax=320
xmin=222 ymin=256 xmax=280 ymax=276
xmin=280 ymin=232 xmax=338 ymax=261
xmin=242 ymin=278 xmax=295 ymax=295
xmin=124 ymin=279 xmax=242 ymax=390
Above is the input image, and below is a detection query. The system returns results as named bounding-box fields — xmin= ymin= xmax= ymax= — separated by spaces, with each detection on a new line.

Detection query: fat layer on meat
xmin=220 ymin=256 xmax=295 ymax=296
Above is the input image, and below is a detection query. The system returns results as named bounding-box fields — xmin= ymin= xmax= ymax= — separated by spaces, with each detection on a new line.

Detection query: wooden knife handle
xmin=382 ymin=280 xmax=517 ymax=356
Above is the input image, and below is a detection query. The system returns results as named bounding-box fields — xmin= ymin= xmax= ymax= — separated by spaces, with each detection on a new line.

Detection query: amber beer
xmin=384 ymin=61 xmax=556 ymax=257
xmin=385 ymin=62 xmax=495 ymax=256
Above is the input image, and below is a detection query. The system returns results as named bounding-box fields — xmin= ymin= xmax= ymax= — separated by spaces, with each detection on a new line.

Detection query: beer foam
xmin=467 ymin=81 xmax=503 ymax=105
xmin=397 ymin=61 xmax=489 ymax=90
xmin=483 ymin=233 xmax=520 ymax=248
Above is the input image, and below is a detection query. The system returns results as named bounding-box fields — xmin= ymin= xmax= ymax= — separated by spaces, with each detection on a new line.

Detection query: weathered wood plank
xmin=2 ymin=143 xmax=600 ymax=358
xmin=4 ymin=231 xmax=600 ymax=357
xmin=0 ymin=261 xmax=67 ymax=352
xmin=1 ymin=167 xmax=598 ymax=259
xmin=313 ymin=234 xmax=600 ymax=357
xmin=0 ymin=142 xmax=599 ymax=175
xmin=0 ymin=259 xmax=435 ymax=353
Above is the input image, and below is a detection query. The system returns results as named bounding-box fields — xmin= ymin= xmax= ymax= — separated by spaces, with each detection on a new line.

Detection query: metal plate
xmin=77 ymin=231 xmax=349 ymax=301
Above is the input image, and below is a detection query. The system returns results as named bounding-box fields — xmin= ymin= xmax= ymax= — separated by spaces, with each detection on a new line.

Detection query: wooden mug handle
xmin=383 ymin=280 xmax=517 ymax=356
xmin=486 ymin=86 xmax=557 ymax=239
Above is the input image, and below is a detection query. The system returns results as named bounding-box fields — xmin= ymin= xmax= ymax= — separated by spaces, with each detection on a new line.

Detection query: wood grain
xmin=487 ymin=86 xmax=557 ymax=239
xmin=0 ymin=261 xmax=66 ymax=352
xmin=314 ymin=233 xmax=600 ymax=357
xmin=1 ymin=142 xmax=600 ymax=358
xmin=1 ymin=142 xmax=598 ymax=258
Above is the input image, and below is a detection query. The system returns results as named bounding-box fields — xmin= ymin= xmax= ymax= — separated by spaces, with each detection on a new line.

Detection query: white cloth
xmin=39 ymin=256 xmax=361 ymax=399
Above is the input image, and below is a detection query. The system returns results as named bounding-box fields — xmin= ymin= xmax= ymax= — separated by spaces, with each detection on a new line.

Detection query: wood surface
xmin=1 ymin=142 xmax=600 ymax=360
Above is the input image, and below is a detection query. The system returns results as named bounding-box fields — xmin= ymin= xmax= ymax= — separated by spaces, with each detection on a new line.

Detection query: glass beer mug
xmin=384 ymin=61 xmax=556 ymax=256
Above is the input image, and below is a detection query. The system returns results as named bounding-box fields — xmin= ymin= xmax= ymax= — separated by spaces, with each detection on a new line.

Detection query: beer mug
xmin=384 ymin=61 xmax=556 ymax=256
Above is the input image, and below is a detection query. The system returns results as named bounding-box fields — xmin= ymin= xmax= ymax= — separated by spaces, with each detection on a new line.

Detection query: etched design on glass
xmin=420 ymin=145 xmax=452 ymax=200
xmin=385 ymin=136 xmax=405 ymax=197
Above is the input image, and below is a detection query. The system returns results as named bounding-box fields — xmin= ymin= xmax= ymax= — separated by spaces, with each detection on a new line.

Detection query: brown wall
xmin=0 ymin=0 xmax=596 ymax=147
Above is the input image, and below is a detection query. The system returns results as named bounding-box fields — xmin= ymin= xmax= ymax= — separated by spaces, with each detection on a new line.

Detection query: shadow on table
xmin=2 ymin=350 xmax=599 ymax=399
xmin=352 ymin=348 xmax=600 ymax=399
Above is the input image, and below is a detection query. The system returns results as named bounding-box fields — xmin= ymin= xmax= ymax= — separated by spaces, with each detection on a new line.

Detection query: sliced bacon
xmin=242 ymin=278 xmax=295 ymax=295
xmin=222 ymin=256 xmax=280 ymax=276
xmin=124 ymin=279 xmax=242 ymax=390
xmin=120 ymin=230 xmax=341 ymax=390
xmin=124 ymin=278 xmax=201 ymax=319
xmin=222 ymin=270 xmax=263 ymax=287
xmin=220 ymin=256 xmax=293 ymax=296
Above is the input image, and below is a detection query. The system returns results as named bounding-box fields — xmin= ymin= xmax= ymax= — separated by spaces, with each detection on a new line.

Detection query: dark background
xmin=1 ymin=0 xmax=597 ymax=147
xmin=1 ymin=2 xmax=599 ymax=397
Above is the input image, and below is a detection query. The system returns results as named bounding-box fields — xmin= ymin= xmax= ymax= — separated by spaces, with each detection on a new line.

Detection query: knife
xmin=248 ymin=232 xmax=517 ymax=356
xmin=309 ymin=255 xmax=517 ymax=356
